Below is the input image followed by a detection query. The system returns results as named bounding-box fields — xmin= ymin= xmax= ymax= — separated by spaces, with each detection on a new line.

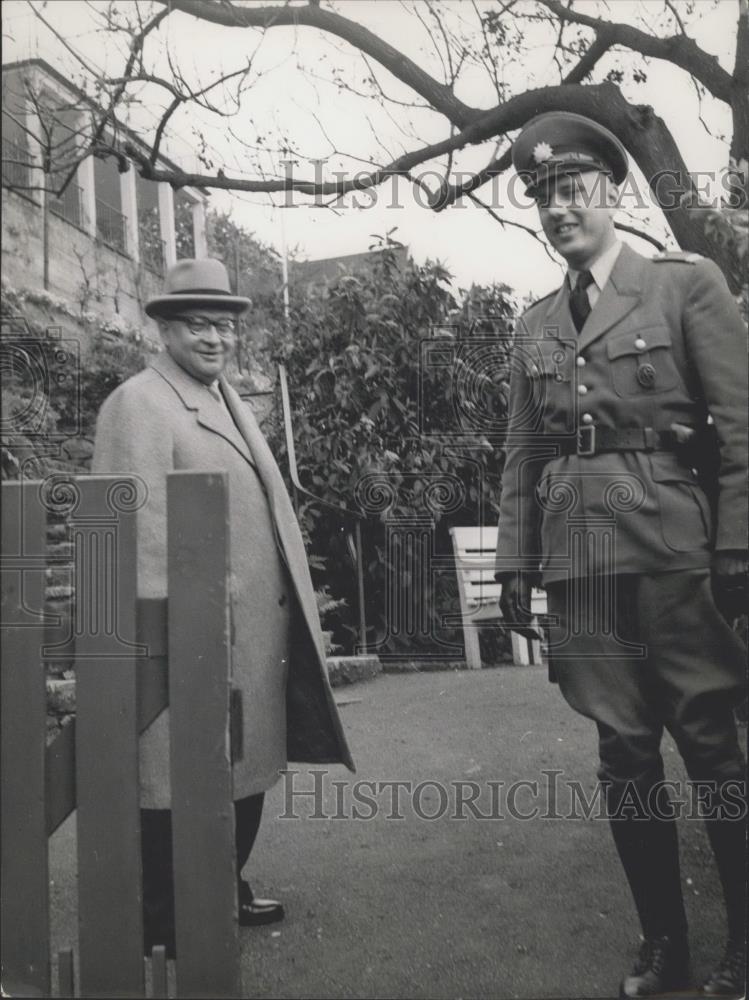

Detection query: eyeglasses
xmin=174 ymin=315 xmax=237 ymax=338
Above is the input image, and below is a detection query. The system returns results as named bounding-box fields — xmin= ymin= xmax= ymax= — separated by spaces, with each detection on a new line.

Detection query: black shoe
xmin=620 ymin=935 xmax=691 ymax=998
xmin=701 ymin=940 xmax=746 ymax=997
xmin=238 ymin=896 xmax=285 ymax=927
xmin=237 ymin=879 xmax=285 ymax=927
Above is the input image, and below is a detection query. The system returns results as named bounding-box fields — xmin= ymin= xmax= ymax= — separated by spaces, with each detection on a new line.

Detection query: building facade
xmin=2 ymin=59 xmax=209 ymax=330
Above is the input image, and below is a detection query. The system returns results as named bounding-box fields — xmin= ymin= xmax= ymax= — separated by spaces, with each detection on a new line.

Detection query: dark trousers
xmin=141 ymin=792 xmax=265 ymax=945
xmin=547 ymin=571 xmax=746 ymax=943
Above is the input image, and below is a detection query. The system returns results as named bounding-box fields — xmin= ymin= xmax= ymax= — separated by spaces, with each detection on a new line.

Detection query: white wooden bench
xmin=449 ymin=525 xmax=547 ymax=669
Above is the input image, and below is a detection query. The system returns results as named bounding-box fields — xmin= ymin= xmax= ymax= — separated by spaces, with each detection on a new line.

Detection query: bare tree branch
xmin=466 ymin=190 xmax=558 ymax=263
xmin=562 ymin=31 xmax=615 ymax=84
xmin=664 ymin=0 xmax=688 ymax=37
xmin=470 ymin=0 xmax=504 ymax=101
xmin=536 ymin=0 xmax=734 ymax=103
xmin=613 ymin=220 xmax=666 ymax=251
xmin=150 ymin=95 xmax=183 ymax=166
xmin=159 ymin=0 xmax=479 ymax=127
xmin=25 ymin=0 xmax=172 ymax=194
xmin=7 ymin=0 xmax=744 ymax=290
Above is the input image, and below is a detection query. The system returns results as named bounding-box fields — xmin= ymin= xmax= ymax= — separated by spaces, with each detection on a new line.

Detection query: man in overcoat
xmin=93 ymin=258 xmax=354 ymax=958
xmin=495 ymin=113 xmax=746 ymax=998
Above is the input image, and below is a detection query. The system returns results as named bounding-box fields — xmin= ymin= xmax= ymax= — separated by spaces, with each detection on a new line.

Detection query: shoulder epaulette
xmin=652 ymin=250 xmax=703 ymax=264
xmin=522 ymin=287 xmax=557 ymax=316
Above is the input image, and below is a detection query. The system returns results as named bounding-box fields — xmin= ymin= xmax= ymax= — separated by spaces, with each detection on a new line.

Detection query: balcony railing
xmin=2 ymin=137 xmax=33 ymax=189
xmin=49 ymin=182 xmax=84 ymax=228
xmin=140 ymin=232 xmax=166 ymax=275
xmin=96 ymin=197 xmax=127 ymax=255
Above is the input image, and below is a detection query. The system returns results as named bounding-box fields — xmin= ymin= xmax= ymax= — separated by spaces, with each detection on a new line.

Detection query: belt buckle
xmin=577 ymin=425 xmax=596 ymax=456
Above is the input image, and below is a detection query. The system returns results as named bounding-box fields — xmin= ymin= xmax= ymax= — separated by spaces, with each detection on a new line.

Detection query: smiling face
xmin=535 ymin=169 xmax=619 ymax=270
xmin=157 ymin=308 xmax=238 ymax=384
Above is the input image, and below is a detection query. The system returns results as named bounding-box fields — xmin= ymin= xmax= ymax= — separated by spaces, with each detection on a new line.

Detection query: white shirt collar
xmin=568 ymin=240 xmax=622 ymax=292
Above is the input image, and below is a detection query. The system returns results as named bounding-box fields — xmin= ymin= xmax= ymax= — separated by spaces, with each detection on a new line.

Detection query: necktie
xmin=569 ymin=270 xmax=594 ymax=333
xmin=207 ymin=383 xmax=259 ymax=469
xmin=206 ymin=382 xmax=223 ymax=404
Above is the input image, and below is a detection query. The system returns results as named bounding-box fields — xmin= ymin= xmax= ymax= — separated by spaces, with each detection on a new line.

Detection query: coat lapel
xmin=150 ymin=356 xmax=328 ymax=661
xmin=221 ymin=381 xmax=330 ymax=660
xmin=576 ymin=243 xmax=643 ymax=352
xmin=149 ymin=353 xmax=255 ymax=467
xmin=220 ymin=382 xmax=284 ymax=504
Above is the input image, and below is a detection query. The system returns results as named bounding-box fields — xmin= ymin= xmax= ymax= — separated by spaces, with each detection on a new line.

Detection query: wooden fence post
xmin=1 ymin=480 xmax=50 ymax=996
xmin=73 ymin=476 xmax=144 ymax=998
xmin=167 ymin=472 xmax=241 ymax=998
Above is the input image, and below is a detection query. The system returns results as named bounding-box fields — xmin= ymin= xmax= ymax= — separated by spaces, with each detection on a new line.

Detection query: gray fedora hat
xmin=145 ymin=258 xmax=251 ymax=318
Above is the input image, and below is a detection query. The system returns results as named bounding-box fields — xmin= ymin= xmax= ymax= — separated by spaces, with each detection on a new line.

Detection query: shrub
xmin=266 ymin=247 xmax=517 ymax=659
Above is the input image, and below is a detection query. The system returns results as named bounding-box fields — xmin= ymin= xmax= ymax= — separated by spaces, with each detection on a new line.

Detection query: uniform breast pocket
xmin=531 ymin=346 xmax=570 ymax=383
xmin=607 ymin=327 xmax=681 ymax=397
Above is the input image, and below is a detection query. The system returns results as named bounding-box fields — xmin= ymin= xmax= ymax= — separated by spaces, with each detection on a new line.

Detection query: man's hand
xmin=711 ymin=550 xmax=748 ymax=623
xmin=499 ymin=573 xmax=533 ymax=627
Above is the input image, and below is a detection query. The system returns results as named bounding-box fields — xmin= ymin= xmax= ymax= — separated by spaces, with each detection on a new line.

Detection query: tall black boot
xmin=607 ymin=812 xmax=689 ymax=941
xmin=699 ymin=784 xmax=746 ymax=997
xmin=607 ymin=786 xmax=690 ymax=998
xmin=702 ymin=813 xmax=746 ymax=948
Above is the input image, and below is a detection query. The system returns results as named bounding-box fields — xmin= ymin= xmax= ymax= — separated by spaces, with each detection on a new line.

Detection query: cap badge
xmin=532 ymin=141 xmax=554 ymax=164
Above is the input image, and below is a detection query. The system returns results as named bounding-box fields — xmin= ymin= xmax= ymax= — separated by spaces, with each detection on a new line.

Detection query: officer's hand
xmin=711 ymin=550 xmax=748 ymax=623
xmin=499 ymin=573 xmax=533 ymax=627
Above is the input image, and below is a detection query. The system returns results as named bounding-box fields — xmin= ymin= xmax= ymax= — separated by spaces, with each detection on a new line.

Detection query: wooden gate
xmin=1 ymin=472 xmax=242 ymax=998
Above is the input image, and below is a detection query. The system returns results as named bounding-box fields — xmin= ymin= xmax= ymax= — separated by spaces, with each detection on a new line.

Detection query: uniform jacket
xmin=495 ymin=244 xmax=747 ymax=585
xmin=93 ymin=351 xmax=354 ymax=808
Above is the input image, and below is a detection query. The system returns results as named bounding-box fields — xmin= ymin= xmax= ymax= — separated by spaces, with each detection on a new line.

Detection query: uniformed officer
xmin=495 ymin=112 xmax=747 ymax=998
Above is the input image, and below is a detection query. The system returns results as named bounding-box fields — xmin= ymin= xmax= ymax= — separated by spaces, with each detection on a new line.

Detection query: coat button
xmin=581 ymin=412 xmax=594 ymax=424
xmin=635 ymin=338 xmax=647 ymax=350
xmin=577 ymin=384 xmax=588 ymax=395
xmin=576 ymin=356 xmax=586 ymax=367
xmin=278 ymin=594 xmax=287 ymax=607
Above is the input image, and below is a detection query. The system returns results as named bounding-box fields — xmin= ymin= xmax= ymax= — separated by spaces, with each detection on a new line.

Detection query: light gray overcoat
xmin=93 ymin=351 xmax=354 ymax=808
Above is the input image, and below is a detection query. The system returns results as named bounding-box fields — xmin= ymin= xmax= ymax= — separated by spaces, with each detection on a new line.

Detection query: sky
xmin=2 ymin=0 xmax=739 ymax=299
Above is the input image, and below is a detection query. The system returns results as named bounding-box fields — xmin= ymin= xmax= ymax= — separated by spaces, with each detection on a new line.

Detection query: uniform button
xmin=581 ymin=413 xmax=594 ymax=424
xmin=635 ymin=338 xmax=646 ymax=350
xmin=577 ymin=384 xmax=588 ymax=395
xmin=576 ymin=356 xmax=586 ymax=367
xmin=279 ymin=594 xmax=287 ymax=607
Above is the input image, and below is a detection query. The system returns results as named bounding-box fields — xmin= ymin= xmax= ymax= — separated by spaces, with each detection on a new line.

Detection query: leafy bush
xmin=266 ymin=246 xmax=516 ymax=659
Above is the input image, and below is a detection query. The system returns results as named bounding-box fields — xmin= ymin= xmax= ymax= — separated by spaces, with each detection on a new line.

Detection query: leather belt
xmin=558 ymin=426 xmax=681 ymax=457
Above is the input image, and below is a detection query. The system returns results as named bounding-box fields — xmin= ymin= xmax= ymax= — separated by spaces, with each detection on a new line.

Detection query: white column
xmin=22 ymin=67 xmax=45 ymax=183
xmin=22 ymin=88 xmax=48 ymax=211
xmin=23 ymin=99 xmax=49 ymax=288
xmin=191 ymin=199 xmax=207 ymax=258
xmin=120 ymin=165 xmax=139 ymax=263
xmin=157 ymin=182 xmax=177 ymax=268
xmin=23 ymin=104 xmax=43 ymax=179
xmin=78 ymin=156 xmax=97 ymax=237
